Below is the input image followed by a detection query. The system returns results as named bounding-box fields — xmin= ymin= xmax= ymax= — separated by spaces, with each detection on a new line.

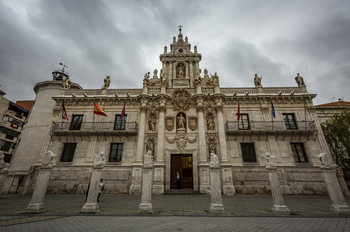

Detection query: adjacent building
xmin=2 ymin=30 xmax=334 ymax=196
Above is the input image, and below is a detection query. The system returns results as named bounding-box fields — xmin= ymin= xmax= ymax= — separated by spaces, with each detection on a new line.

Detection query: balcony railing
xmin=226 ymin=120 xmax=316 ymax=131
xmin=51 ymin=122 xmax=138 ymax=132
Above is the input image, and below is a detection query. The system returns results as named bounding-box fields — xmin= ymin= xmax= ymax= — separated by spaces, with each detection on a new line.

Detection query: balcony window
xmin=0 ymin=139 xmax=13 ymax=152
xmin=238 ymin=114 xmax=250 ymax=130
xmin=109 ymin=143 xmax=123 ymax=162
xmin=283 ymin=114 xmax=297 ymax=130
xmin=61 ymin=143 xmax=77 ymax=162
xmin=291 ymin=143 xmax=308 ymax=163
xmin=70 ymin=115 xmax=84 ymax=130
xmin=114 ymin=115 xmax=127 ymax=130
xmin=241 ymin=143 xmax=257 ymax=162
xmin=2 ymin=115 xmax=9 ymax=122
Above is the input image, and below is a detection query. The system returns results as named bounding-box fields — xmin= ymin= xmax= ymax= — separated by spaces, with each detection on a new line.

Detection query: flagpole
xmin=93 ymin=101 xmax=95 ymax=131
xmin=62 ymin=100 xmax=64 ymax=131
xmin=271 ymin=98 xmax=273 ymax=130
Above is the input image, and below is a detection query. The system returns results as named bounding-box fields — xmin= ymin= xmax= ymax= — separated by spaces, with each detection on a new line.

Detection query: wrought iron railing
xmin=51 ymin=122 xmax=138 ymax=132
xmin=226 ymin=120 xmax=315 ymax=131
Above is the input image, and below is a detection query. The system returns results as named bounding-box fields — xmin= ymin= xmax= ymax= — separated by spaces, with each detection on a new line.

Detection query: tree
xmin=321 ymin=108 xmax=350 ymax=172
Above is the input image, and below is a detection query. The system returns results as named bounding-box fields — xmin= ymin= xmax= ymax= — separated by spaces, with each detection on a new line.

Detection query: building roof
xmin=316 ymin=101 xmax=350 ymax=107
xmin=15 ymin=101 xmax=34 ymax=111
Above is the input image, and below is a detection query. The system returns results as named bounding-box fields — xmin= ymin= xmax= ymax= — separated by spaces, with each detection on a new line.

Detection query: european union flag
xmin=271 ymin=101 xmax=275 ymax=118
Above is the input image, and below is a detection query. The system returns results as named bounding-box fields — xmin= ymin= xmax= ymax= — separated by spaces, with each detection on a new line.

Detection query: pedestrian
xmin=98 ymin=178 xmax=104 ymax=202
xmin=175 ymin=172 xmax=181 ymax=189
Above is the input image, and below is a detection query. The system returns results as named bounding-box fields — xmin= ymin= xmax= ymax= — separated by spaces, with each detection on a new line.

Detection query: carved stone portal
xmin=165 ymin=116 xmax=175 ymax=131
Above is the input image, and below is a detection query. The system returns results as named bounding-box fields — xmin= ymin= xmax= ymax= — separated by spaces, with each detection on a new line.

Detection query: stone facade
xmin=2 ymin=29 xmax=338 ymax=196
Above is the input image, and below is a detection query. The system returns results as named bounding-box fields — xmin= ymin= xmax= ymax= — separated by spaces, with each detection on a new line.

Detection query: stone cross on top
xmin=178 ymin=25 xmax=183 ymax=33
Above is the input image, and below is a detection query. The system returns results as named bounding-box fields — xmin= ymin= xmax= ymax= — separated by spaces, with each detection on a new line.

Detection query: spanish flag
xmin=94 ymin=103 xmax=107 ymax=117
xmin=62 ymin=101 xmax=69 ymax=121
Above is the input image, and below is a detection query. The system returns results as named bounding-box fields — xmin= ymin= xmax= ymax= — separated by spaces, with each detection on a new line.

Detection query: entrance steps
xmin=164 ymin=189 xmax=201 ymax=195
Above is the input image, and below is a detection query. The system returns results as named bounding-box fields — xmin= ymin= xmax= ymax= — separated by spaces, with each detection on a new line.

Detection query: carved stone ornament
xmin=336 ymin=166 xmax=344 ymax=175
xmin=165 ymin=116 xmax=175 ymax=131
xmin=144 ymin=150 xmax=154 ymax=166
xmin=149 ymin=69 xmax=160 ymax=86
xmin=148 ymin=115 xmax=156 ymax=132
xmin=206 ymin=132 xmax=218 ymax=144
xmin=261 ymin=107 xmax=269 ymax=114
xmin=264 ymin=152 xmax=276 ymax=168
xmin=207 ymin=115 xmax=215 ymax=131
xmin=172 ymin=89 xmax=191 ymax=112
xmin=62 ymin=76 xmax=72 ymax=89
xmin=42 ymin=150 xmax=55 ymax=167
xmin=318 ymin=153 xmax=331 ymax=167
xmin=201 ymin=69 xmax=219 ymax=87
xmin=94 ymin=151 xmax=106 ymax=168
xmin=307 ymin=106 xmax=316 ymax=113
xmin=188 ymin=116 xmax=198 ymax=131
xmin=166 ymin=132 xmax=197 ymax=153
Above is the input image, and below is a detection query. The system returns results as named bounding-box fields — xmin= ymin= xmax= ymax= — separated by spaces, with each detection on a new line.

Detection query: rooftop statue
xmin=254 ymin=73 xmax=262 ymax=87
xmin=295 ymin=73 xmax=305 ymax=87
xmin=102 ymin=76 xmax=111 ymax=89
xmin=62 ymin=76 xmax=72 ymax=89
xmin=143 ymin=72 xmax=150 ymax=86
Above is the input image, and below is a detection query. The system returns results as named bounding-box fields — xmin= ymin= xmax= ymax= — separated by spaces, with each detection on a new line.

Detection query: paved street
xmin=1 ymin=194 xmax=350 ymax=231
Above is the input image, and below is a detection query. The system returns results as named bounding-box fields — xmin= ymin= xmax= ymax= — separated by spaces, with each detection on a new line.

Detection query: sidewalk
xmin=1 ymin=194 xmax=350 ymax=216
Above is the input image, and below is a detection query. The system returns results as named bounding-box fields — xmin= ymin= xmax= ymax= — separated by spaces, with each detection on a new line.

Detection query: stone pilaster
xmin=130 ymin=104 xmax=147 ymax=195
xmin=168 ymin=62 xmax=172 ymax=85
xmin=209 ymin=164 xmax=225 ymax=214
xmin=336 ymin=167 xmax=350 ymax=197
xmin=26 ymin=166 xmax=53 ymax=213
xmin=81 ymin=166 xmax=103 ymax=213
xmin=153 ymin=105 xmax=166 ymax=195
xmin=189 ymin=62 xmax=193 ymax=87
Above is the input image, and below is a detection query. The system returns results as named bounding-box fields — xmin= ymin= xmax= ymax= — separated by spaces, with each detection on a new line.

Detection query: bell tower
xmin=159 ymin=26 xmax=202 ymax=88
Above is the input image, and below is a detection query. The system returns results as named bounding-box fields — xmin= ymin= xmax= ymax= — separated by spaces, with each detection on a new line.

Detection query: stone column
xmin=185 ymin=62 xmax=189 ymax=79
xmin=130 ymin=104 xmax=147 ymax=195
xmin=265 ymin=153 xmax=290 ymax=215
xmin=189 ymin=62 xmax=193 ymax=87
xmin=153 ymin=105 xmax=166 ymax=195
xmin=26 ymin=166 xmax=52 ymax=213
xmin=81 ymin=151 xmax=106 ymax=213
xmin=168 ymin=62 xmax=172 ymax=86
xmin=336 ymin=167 xmax=350 ymax=197
xmin=318 ymin=153 xmax=350 ymax=214
xmin=209 ymin=154 xmax=225 ymax=214
xmin=139 ymin=152 xmax=154 ymax=214
xmin=197 ymin=104 xmax=210 ymax=193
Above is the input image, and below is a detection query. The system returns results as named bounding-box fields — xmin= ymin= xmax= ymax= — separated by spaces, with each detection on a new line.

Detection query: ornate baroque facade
xmin=2 ymin=30 xmax=333 ymax=196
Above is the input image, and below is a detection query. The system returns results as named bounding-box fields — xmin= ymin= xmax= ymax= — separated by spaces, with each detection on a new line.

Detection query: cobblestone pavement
xmin=1 ymin=194 xmax=350 ymax=231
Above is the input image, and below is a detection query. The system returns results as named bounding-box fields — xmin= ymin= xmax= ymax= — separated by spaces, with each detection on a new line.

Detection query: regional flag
xmin=94 ymin=103 xmax=107 ymax=117
xmin=271 ymin=101 xmax=275 ymax=118
xmin=120 ymin=101 xmax=126 ymax=119
xmin=237 ymin=100 xmax=240 ymax=121
xmin=62 ymin=101 xmax=69 ymax=121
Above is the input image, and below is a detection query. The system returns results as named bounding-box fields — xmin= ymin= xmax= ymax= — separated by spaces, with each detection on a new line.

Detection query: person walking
xmin=97 ymin=179 xmax=104 ymax=202
xmin=175 ymin=172 xmax=181 ymax=189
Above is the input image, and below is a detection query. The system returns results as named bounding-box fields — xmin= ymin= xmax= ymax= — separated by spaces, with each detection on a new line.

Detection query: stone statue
xmin=209 ymin=140 xmax=216 ymax=154
xmin=207 ymin=117 xmax=215 ymax=131
xmin=318 ymin=153 xmax=331 ymax=167
xmin=195 ymin=72 xmax=202 ymax=86
xmin=336 ymin=166 xmax=344 ymax=174
xmin=0 ymin=151 xmax=10 ymax=171
xmin=94 ymin=151 xmax=106 ymax=168
xmin=153 ymin=69 xmax=158 ymax=78
xmin=148 ymin=140 xmax=155 ymax=155
xmin=143 ymin=72 xmax=150 ymax=86
xmin=185 ymin=37 xmax=188 ymax=43
xmin=254 ymin=73 xmax=262 ymax=87
xmin=62 ymin=76 xmax=72 ymax=89
xmin=102 ymin=76 xmax=111 ymax=89
xmin=177 ymin=114 xmax=186 ymax=129
xmin=264 ymin=152 xmax=276 ymax=168
xmin=148 ymin=116 xmax=156 ymax=131
xmin=160 ymin=70 xmax=166 ymax=86
xmin=144 ymin=150 xmax=154 ymax=166
xmin=42 ymin=150 xmax=55 ymax=167
xmin=194 ymin=46 xmax=197 ymax=53
xmin=209 ymin=153 xmax=219 ymax=165
xmin=177 ymin=64 xmax=185 ymax=79
xmin=211 ymin=72 xmax=219 ymax=85
xmin=173 ymin=36 xmax=176 ymax=43
xmin=164 ymin=46 xmax=167 ymax=54
xmin=295 ymin=73 xmax=305 ymax=87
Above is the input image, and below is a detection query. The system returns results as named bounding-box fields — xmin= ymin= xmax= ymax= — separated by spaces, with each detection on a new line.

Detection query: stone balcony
xmin=51 ymin=122 xmax=138 ymax=138
xmin=225 ymin=120 xmax=317 ymax=141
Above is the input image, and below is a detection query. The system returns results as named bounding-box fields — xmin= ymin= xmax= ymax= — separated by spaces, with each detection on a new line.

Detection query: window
xmin=238 ymin=114 xmax=250 ymax=130
xmin=241 ymin=143 xmax=256 ymax=162
xmin=114 ymin=115 xmax=127 ymax=130
xmin=70 ymin=115 xmax=84 ymax=130
xmin=109 ymin=143 xmax=123 ymax=162
xmin=61 ymin=143 xmax=77 ymax=162
xmin=0 ymin=140 xmax=13 ymax=152
xmin=2 ymin=115 xmax=10 ymax=122
xmin=5 ymin=134 xmax=14 ymax=140
xmin=283 ymin=113 xmax=297 ymax=130
xmin=291 ymin=143 xmax=308 ymax=163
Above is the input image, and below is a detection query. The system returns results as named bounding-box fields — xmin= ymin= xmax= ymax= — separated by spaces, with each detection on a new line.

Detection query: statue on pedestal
xmin=143 ymin=73 xmax=150 ymax=86
xmin=102 ymin=76 xmax=111 ymax=89
xmin=295 ymin=73 xmax=305 ymax=86
xmin=254 ymin=73 xmax=262 ymax=87
xmin=148 ymin=116 xmax=156 ymax=132
xmin=144 ymin=150 xmax=154 ymax=166
xmin=209 ymin=153 xmax=219 ymax=166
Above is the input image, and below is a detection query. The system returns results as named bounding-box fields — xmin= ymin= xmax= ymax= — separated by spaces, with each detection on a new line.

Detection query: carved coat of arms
xmin=165 ymin=116 xmax=175 ymax=131
xmin=188 ymin=116 xmax=198 ymax=131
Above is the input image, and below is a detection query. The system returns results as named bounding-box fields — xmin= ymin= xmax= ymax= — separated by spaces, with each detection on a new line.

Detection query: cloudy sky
xmin=0 ymin=0 xmax=349 ymax=105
